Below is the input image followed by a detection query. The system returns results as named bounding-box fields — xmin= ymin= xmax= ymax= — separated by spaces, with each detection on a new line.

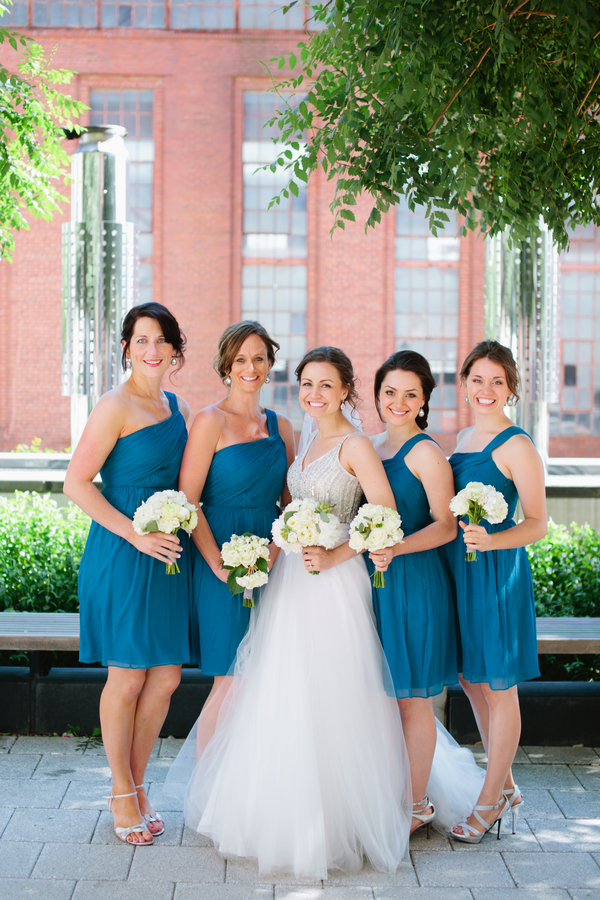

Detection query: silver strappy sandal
xmin=107 ymin=791 xmax=153 ymax=845
xmin=450 ymin=794 xmax=511 ymax=844
xmin=135 ymin=783 xmax=165 ymax=836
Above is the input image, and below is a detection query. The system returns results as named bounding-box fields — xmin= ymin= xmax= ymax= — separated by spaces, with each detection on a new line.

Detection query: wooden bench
xmin=1 ymin=612 xmax=599 ymax=673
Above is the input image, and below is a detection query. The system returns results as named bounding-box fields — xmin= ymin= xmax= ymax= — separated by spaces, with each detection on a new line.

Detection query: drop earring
xmin=125 ymin=359 xmax=132 ymax=369
xmin=340 ymin=400 xmax=346 ymax=410
xmin=265 ymin=375 xmax=271 ymax=384
xmin=171 ymin=357 xmax=178 ymax=366
xmin=465 ymin=396 xmax=470 ymax=403
xmin=418 ymin=408 xmax=425 ymax=417
xmin=224 ymin=376 xmax=232 ymax=386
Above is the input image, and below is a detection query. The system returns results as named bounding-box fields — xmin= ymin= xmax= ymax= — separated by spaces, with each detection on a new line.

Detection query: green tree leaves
xmin=267 ymin=0 xmax=600 ymax=249
xmin=0 ymin=2 xmax=86 ymax=260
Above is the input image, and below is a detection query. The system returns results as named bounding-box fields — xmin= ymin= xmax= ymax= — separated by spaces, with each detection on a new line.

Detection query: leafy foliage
xmin=0 ymin=492 xmax=90 ymax=613
xmin=0 ymin=2 xmax=86 ymax=260
xmin=527 ymin=520 xmax=600 ymax=618
xmin=269 ymin=0 xmax=600 ymax=249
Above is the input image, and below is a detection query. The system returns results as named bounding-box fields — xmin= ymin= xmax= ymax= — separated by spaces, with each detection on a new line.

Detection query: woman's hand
xmin=129 ymin=531 xmax=181 ymax=565
xmin=369 ymin=545 xmax=397 ymax=573
xmin=302 ymin=546 xmax=337 ymax=573
xmin=460 ymin=520 xmax=492 ymax=553
xmin=211 ymin=561 xmax=229 ymax=583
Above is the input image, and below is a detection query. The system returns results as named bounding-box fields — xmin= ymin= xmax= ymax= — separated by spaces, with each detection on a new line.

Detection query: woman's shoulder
xmin=169 ymin=392 xmax=191 ymax=423
xmin=454 ymin=425 xmax=475 ymax=450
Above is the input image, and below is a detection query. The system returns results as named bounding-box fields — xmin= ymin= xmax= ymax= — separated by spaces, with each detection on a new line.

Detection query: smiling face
xmin=228 ymin=334 xmax=271 ymax=394
xmin=378 ymin=368 xmax=424 ymax=427
xmin=463 ymin=357 xmax=511 ymax=413
xmin=299 ymin=361 xmax=348 ymax=419
xmin=122 ymin=316 xmax=174 ymax=379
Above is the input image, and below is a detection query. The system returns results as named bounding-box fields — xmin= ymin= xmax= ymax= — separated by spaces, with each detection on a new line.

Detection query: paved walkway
xmin=0 ymin=736 xmax=599 ymax=899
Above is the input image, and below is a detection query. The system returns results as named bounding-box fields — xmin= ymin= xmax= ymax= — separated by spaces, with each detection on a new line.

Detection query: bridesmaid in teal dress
xmin=64 ymin=302 xmax=192 ymax=846
xmin=179 ymin=321 xmax=295 ymax=743
xmin=445 ymin=341 xmax=546 ymax=844
xmin=368 ymin=350 xmax=458 ymax=836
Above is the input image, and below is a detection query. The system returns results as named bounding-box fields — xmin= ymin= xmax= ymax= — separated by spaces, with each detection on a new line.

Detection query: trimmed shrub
xmin=527 ymin=520 xmax=600 ymax=618
xmin=0 ymin=492 xmax=90 ymax=614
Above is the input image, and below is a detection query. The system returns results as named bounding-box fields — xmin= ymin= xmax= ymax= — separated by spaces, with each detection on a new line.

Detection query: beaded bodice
xmin=287 ymin=434 xmax=364 ymax=524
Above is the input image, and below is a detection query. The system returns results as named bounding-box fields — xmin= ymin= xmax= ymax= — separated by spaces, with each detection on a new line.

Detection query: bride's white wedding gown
xmin=166 ymin=436 xmax=484 ymax=878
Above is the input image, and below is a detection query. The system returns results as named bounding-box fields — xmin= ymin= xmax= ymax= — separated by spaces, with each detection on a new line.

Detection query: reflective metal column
xmin=62 ymin=125 xmax=137 ymax=448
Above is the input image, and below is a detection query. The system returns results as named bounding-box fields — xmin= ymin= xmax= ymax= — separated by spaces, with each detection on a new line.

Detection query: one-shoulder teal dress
xmin=78 ymin=391 xmax=192 ymax=668
xmin=192 ymin=408 xmax=287 ymax=675
xmin=368 ymin=434 xmax=458 ymax=698
xmin=445 ymin=425 xmax=540 ymax=690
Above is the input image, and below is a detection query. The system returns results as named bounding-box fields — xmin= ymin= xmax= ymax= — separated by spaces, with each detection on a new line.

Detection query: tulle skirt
xmin=165 ymin=538 xmax=486 ymax=878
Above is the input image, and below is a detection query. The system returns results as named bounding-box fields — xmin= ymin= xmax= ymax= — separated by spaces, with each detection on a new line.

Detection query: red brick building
xmin=1 ymin=3 xmax=598 ymax=456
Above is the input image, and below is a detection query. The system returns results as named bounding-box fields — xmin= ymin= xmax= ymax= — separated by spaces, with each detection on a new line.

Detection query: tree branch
xmin=576 ymin=70 xmax=600 ymax=116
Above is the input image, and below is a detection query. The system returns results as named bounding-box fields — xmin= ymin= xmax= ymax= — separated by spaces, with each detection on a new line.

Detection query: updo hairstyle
xmin=214 ymin=321 xmax=280 ymax=382
xmin=460 ymin=340 xmax=520 ymax=403
xmin=374 ymin=350 xmax=436 ymax=430
xmin=121 ymin=302 xmax=186 ymax=372
xmin=295 ymin=346 xmax=360 ymax=409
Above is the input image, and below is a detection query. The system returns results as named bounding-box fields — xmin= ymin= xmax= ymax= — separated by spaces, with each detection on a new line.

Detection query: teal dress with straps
xmin=445 ymin=425 xmax=540 ymax=690
xmin=368 ymin=433 xmax=458 ymax=698
xmin=78 ymin=391 xmax=192 ymax=668
xmin=191 ymin=408 xmax=287 ymax=675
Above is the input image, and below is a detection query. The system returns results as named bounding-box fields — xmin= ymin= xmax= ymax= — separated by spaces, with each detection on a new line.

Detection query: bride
xmin=166 ymin=346 xmax=483 ymax=879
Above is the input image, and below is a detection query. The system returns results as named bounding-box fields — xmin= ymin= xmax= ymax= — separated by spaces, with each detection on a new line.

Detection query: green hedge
xmin=0 ymin=492 xmax=90 ymax=614
xmin=0 ymin=494 xmax=598 ymax=679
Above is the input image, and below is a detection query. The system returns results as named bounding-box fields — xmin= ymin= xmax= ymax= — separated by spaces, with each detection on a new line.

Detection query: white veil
xmin=297 ymin=406 xmax=364 ymax=457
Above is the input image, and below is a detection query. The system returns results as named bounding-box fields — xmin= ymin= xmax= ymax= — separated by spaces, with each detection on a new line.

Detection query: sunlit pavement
xmin=0 ymin=735 xmax=599 ymax=899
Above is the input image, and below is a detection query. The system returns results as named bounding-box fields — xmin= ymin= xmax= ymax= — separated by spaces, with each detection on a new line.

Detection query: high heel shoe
xmin=135 ymin=783 xmax=165 ymax=836
xmin=411 ymin=795 xmax=436 ymax=839
xmin=450 ymin=794 xmax=510 ymax=844
xmin=107 ymin=791 xmax=154 ymax=845
xmin=504 ymin=784 xmax=524 ymax=834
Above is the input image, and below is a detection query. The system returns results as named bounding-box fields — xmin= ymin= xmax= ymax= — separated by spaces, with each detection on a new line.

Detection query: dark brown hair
xmin=460 ymin=340 xmax=520 ymax=402
xmin=374 ymin=350 xmax=436 ymax=430
xmin=214 ymin=321 xmax=280 ymax=381
xmin=121 ymin=302 xmax=186 ymax=372
xmin=295 ymin=346 xmax=360 ymax=408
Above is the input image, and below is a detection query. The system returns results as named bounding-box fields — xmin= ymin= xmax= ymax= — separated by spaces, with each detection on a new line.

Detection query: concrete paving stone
xmin=143 ymin=758 xmax=174 ymax=782
xmin=569 ymin=891 xmax=600 ymax=900
xmin=177 ymin=888 xmax=273 ymax=900
xmin=462 ymin=745 xmax=530 ymax=766
xmin=92 ymin=809 xmax=183 ymax=845
xmin=0 ymin=840 xmax=44 ymax=878
xmin=571 ymin=767 xmax=600 ymax=791
xmin=277 ymin=891 xmax=369 ymax=900
xmin=324 ymin=861 xmax=417 ymax=888
xmin=517 ymin=788 xmax=565 ymax=818
xmin=147 ymin=781 xmax=183 ymax=812
xmin=407 ymin=826 xmax=452 ymax=851
xmin=32 ymin=843 xmax=133 ymax=880
xmin=524 ymin=747 xmax=600 ymax=766
xmin=225 ymin=855 xmax=323 ymax=886
xmin=83 ymin=738 xmax=159 ymax=758
xmin=528 ymin=818 xmax=600 ymax=852
xmin=0 ymin=806 xmax=13 ymax=837
xmin=449 ymin=817 xmax=540 ymax=851
xmin=3 ymin=807 xmax=100 ymax=843
xmin=129 ymin=846 xmax=225 ymax=883
xmin=0 ymin=778 xmax=69 ymax=808
xmin=412 ymin=850 xmax=514 ymax=888
xmin=11 ymin=736 xmax=81 ymax=754
xmin=72 ymin=881 xmax=175 ymax=900
xmin=552 ymin=792 xmax=600 ymax=819
xmin=33 ymin=755 xmax=112 ymax=781
xmin=512 ymin=764 xmax=584 ymax=791
xmin=181 ymin=824 xmax=217 ymax=847
xmin=0 ymin=879 xmax=76 ymax=900
xmin=60 ymin=782 xmax=112 ymax=810
xmin=0 ymin=753 xmax=42 ymax=777
xmin=504 ymin=852 xmax=600 ymax=889
xmin=0 ymin=735 xmax=17 ymax=753
xmin=472 ymin=891 xmax=569 ymax=900
xmin=159 ymin=738 xmax=186 ymax=757
xmin=375 ymin=890 xmax=473 ymax=900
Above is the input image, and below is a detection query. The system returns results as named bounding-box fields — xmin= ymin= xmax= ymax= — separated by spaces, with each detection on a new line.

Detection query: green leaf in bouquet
xmin=145 ymin=521 xmax=159 ymax=532
xmin=256 ymin=556 xmax=269 ymax=574
xmin=226 ymin=566 xmax=247 ymax=596
xmin=241 ymin=531 xmax=254 ymax=537
xmin=283 ymin=511 xmax=295 ymax=525
xmin=319 ymin=511 xmax=330 ymax=523
xmin=315 ymin=522 xmax=321 ymax=534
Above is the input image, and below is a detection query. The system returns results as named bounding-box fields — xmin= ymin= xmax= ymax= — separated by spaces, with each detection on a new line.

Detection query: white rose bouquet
xmin=132 ymin=489 xmax=199 ymax=574
xmin=221 ymin=532 xmax=270 ymax=608
xmin=449 ymin=481 xmax=509 ymax=562
xmin=272 ymin=498 xmax=342 ymax=574
xmin=348 ymin=503 xmax=404 ymax=588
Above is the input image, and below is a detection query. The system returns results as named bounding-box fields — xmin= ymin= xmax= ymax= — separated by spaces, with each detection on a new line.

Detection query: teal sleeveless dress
xmin=445 ymin=425 xmax=540 ymax=690
xmin=368 ymin=434 xmax=458 ymax=698
xmin=78 ymin=391 xmax=192 ymax=668
xmin=192 ymin=408 xmax=288 ymax=675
